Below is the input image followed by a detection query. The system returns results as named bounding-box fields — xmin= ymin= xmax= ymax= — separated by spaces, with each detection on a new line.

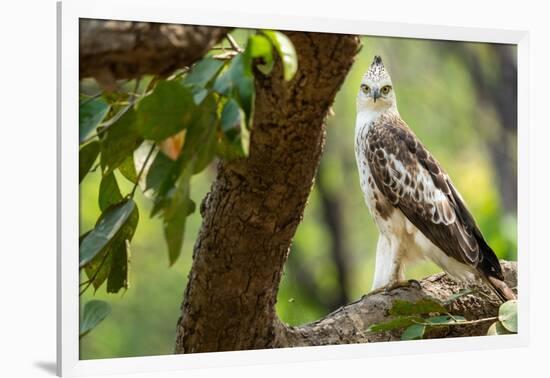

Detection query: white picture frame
xmin=57 ymin=0 xmax=530 ymax=376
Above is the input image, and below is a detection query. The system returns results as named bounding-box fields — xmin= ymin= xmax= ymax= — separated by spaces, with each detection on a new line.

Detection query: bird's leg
xmin=370 ymin=237 xmax=421 ymax=295
xmin=371 ymin=236 xmax=403 ymax=290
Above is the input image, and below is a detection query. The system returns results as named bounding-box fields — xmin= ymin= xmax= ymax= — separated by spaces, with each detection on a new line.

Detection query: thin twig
xmin=226 ymin=34 xmax=243 ymax=52
xmin=414 ymin=316 xmax=498 ymax=327
xmin=212 ymin=51 xmax=239 ymax=61
xmin=167 ymin=67 xmax=190 ymax=81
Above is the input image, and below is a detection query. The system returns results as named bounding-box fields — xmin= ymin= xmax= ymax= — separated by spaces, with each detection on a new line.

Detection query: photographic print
xmin=77 ymin=19 xmax=518 ymax=361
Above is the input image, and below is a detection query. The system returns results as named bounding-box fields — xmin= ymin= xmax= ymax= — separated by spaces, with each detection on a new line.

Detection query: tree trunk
xmin=174 ymin=32 xmax=362 ymax=353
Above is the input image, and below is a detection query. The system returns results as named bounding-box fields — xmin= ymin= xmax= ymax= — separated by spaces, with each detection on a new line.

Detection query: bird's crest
xmin=364 ymin=55 xmax=390 ymax=83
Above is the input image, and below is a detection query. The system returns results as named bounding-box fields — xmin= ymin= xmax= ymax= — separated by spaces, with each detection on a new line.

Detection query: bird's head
xmin=357 ymin=55 xmax=397 ymax=113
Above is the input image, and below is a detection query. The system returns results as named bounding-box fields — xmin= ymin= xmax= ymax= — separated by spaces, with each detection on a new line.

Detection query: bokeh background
xmin=80 ymin=32 xmax=517 ymax=359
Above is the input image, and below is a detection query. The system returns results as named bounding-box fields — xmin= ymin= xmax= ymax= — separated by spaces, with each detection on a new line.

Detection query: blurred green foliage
xmin=80 ymin=33 xmax=517 ymax=359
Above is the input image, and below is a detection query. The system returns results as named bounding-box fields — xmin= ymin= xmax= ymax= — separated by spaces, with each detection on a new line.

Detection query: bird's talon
xmin=369 ymin=279 xmax=422 ymax=295
xmin=408 ymin=279 xmax=422 ymax=290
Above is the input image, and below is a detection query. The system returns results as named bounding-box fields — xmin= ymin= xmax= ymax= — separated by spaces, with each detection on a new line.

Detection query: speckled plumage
xmin=354 ymin=56 xmax=515 ymax=301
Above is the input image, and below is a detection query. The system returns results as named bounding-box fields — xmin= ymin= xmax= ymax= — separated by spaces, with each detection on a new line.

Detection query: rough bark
xmin=79 ymin=19 xmax=229 ymax=82
xmin=174 ymin=32 xmax=362 ymax=353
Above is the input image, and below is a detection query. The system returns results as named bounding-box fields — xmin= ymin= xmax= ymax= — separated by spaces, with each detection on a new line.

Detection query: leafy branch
xmin=366 ymin=294 xmax=518 ymax=340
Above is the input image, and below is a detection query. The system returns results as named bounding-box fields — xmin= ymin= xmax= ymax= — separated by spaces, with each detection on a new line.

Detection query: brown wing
xmin=366 ymin=115 xmax=491 ymax=269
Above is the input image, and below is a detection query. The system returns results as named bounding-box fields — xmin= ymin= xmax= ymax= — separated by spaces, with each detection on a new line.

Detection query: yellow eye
xmin=381 ymin=85 xmax=392 ymax=95
xmin=361 ymin=84 xmax=370 ymax=93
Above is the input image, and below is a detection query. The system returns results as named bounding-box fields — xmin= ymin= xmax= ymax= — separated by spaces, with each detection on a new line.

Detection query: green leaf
xmin=193 ymin=125 xmax=217 ymax=173
xmin=84 ymin=206 xmax=138 ymax=292
xmin=144 ymin=95 xmax=218 ymax=205
xmin=367 ymin=316 xmax=424 ymax=332
xmin=106 ymin=239 xmax=131 ymax=293
xmin=220 ymin=98 xmax=243 ymax=135
xmin=79 ymin=199 xmax=137 ymax=268
xmin=79 ymin=141 xmax=100 ymax=183
xmin=163 ymin=161 xmax=196 ymax=265
xmin=146 ymin=98 xmax=217 ymax=261
xmin=487 ymin=320 xmax=513 ymax=336
xmin=213 ymin=53 xmax=255 ymax=128
xmin=190 ymin=86 xmax=209 ymax=105
xmin=183 ymin=93 xmax=219 ymax=173
xmin=80 ymin=300 xmax=111 ymax=338
xmin=424 ymin=315 xmax=466 ymax=325
xmin=79 ymin=230 xmax=91 ymax=245
xmin=84 ymin=250 xmax=111 ymax=292
xmin=218 ymin=98 xmax=250 ymax=159
xmin=80 ymin=97 xmax=110 ymax=143
xmin=141 ymin=149 xmax=175 ymax=199
xmin=130 ymin=142 xmax=162 ymax=197
xmin=145 ymin=150 xmax=174 ymax=192
xmin=389 ymin=298 xmax=447 ymax=316
xmin=139 ymin=94 xmax=218 ymax=263
xmin=235 ymin=76 xmax=254 ymax=128
xmin=401 ymin=324 xmax=426 ymax=340
xmin=98 ymin=172 xmax=123 ymax=212
xmin=498 ymin=300 xmax=518 ymax=333
xmin=183 ymin=57 xmax=225 ymax=87
xmin=118 ymin=155 xmax=138 ymax=184
xmin=212 ymin=68 xmax=232 ymax=95
xmin=248 ymin=34 xmax=274 ymax=76
xmin=149 ymin=162 xmax=184 ymax=217
xmin=262 ymin=30 xmax=298 ymax=81
xmin=100 ymin=108 xmax=143 ymax=176
xmin=136 ymin=80 xmax=196 ymax=141
xmin=138 ymin=95 xmax=217 ymax=265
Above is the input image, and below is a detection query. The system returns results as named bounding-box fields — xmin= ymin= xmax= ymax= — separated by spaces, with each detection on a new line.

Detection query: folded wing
xmin=366 ymin=115 xmax=496 ymax=271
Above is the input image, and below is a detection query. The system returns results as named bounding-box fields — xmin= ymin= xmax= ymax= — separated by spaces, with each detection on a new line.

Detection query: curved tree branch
xmin=275 ymin=261 xmax=516 ymax=346
xmin=79 ymin=19 xmax=230 ymax=82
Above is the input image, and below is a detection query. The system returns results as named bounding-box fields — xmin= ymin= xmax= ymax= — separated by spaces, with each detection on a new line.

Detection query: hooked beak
xmin=372 ymin=88 xmax=380 ymax=103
